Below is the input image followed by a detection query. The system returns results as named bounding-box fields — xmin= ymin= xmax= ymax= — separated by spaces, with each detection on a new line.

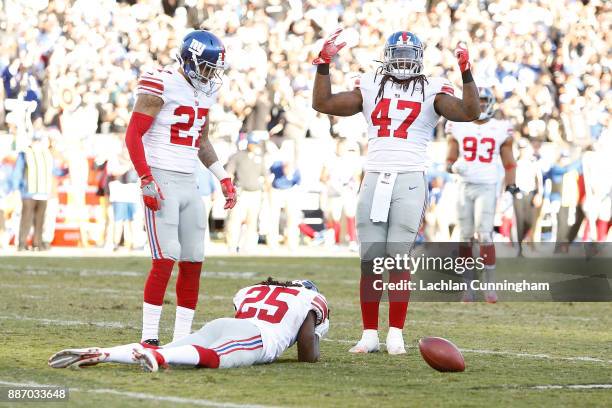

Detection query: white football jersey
xmin=445 ymin=119 xmax=513 ymax=184
xmin=358 ymin=72 xmax=455 ymax=173
xmin=232 ymin=284 xmax=329 ymax=363
xmin=136 ymin=66 xmax=218 ymax=174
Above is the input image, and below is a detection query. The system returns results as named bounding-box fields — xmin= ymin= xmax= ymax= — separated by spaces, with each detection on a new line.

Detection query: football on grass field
xmin=418 ymin=336 xmax=466 ymax=372
xmin=2 ymin=256 xmax=611 ymax=407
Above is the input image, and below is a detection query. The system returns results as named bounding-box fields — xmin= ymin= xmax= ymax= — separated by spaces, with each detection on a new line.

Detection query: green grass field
xmin=1 ymin=256 xmax=611 ymax=407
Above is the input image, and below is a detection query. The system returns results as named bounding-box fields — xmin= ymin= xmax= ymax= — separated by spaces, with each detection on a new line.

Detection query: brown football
xmin=418 ymin=337 xmax=465 ymax=372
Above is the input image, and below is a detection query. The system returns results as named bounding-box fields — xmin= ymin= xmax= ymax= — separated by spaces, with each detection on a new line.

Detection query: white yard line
xmin=1 ymin=264 xmax=258 ymax=279
xmin=323 ymin=338 xmax=612 ymax=364
xmin=0 ymin=315 xmax=134 ymax=329
xmin=0 ymin=380 xmax=278 ymax=408
xmin=531 ymin=384 xmax=612 ymax=390
xmin=458 ymin=348 xmax=612 ymax=364
xmin=0 ymin=283 xmax=143 ymax=295
xmin=1 ymin=283 xmax=232 ymax=300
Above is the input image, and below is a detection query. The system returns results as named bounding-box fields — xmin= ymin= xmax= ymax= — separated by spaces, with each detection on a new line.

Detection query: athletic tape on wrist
xmin=317 ymin=64 xmax=330 ymax=75
xmin=208 ymin=161 xmax=229 ymax=181
xmin=461 ymin=70 xmax=474 ymax=83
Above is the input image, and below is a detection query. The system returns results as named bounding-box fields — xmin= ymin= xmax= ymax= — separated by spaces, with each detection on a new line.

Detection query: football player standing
xmin=312 ymin=29 xmax=480 ymax=354
xmin=125 ymin=30 xmax=237 ymax=346
xmin=445 ymin=87 xmax=518 ymax=303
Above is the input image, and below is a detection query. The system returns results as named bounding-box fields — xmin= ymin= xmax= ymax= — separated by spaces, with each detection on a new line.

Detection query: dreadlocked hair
xmin=258 ymin=277 xmax=302 ymax=288
xmin=374 ymin=65 xmax=429 ymax=102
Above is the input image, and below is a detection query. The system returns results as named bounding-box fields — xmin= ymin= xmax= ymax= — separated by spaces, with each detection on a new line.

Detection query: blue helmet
xmin=382 ymin=31 xmax=424 ymax=79
xmin=478 ymin=87 xmax=495 ymax=120
xmin=177 ymin=30 xmax=226 ymax=95
xmin=293 ymin=280 xmax=319 ymax=293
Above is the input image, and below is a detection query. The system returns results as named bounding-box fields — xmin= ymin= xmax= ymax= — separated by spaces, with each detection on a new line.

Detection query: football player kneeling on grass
xmin=48 ymin=279 xmax=329 ymax=371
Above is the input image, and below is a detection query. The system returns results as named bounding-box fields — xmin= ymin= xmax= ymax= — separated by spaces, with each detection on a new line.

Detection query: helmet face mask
xmin=187 ymin=58 xmax=225 ymax=95
xmin=382 ymin=32 xmax=424 ymax=80
xmin=477 ymin=87 xmax=495 ymax=120
xmin=292 ymin=280 xmax=319 ymax=293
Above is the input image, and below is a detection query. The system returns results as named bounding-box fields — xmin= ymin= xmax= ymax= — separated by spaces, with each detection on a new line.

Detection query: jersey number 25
xmin=235 ymin=286 xmax=299 ymax=324
xmin=371 ymin=98 xmax=422 ymax=138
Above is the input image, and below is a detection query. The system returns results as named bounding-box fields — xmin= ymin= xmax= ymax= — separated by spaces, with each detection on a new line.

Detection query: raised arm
xmin=434 ymin=44 xmax=480 ymax=122
xmin=311 ymin=28 xmax=362 ymax=116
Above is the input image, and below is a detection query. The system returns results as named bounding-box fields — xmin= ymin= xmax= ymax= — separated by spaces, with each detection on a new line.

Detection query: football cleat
xmin=141 ymin=339 xmax=160 ymax=347
xmin=386 ymin=327 xmax=407 ymax=355
xmin=48 ymin=348 xmax=108 ymax=369
xmin=349 ymin=329 xmax=380 ymax=353
xmin=461 ymin=288 xmax=476 ymax=303
xmin=132 ymin=348 xmax=167 ymax=372
xmin=485 ymin=291 xmax=498 ymax=304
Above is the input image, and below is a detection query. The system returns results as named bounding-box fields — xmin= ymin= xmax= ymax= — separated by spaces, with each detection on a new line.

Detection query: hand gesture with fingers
xmin=313 ymin=28 xmax=347 ymax=65
xmin=454 ymin=42 xmax=471 ymax=72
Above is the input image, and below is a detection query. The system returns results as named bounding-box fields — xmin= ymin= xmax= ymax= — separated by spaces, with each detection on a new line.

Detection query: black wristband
xmin=317 ymin=64 xmax=330 ymax=75
xmin=461 ymin=70 xmax=474 ymax=84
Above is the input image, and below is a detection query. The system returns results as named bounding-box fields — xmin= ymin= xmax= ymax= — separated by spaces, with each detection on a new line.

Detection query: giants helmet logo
xmin=188 ymin=39 xmax=206 ymax=56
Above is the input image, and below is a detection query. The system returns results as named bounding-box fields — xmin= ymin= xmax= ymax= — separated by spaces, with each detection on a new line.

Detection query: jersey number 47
xmin=371 ymin=98 xmax=422 ymax=139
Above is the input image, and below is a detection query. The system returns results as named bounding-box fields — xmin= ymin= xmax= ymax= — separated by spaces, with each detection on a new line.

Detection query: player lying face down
xmin=48 ymin=279 xmax=329 ymax=371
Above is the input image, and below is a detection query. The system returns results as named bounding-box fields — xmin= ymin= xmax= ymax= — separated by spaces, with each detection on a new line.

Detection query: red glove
xmin=312 ymin=28 xmax=347 ymax=65
xmin=220 ymin=178 xmax=237 ymax=210
xmin=454 ymin=43 xmax=471 ymax=72
xmin=141 ymin=175 xmax=164 ymax=211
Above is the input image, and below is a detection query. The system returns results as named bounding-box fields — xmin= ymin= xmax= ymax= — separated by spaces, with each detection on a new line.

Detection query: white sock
xmin=484 ymin=266 xmax=496 ymax=285
xmin=172 ymin=306 xmax=195 ymax=342
xmin=142 ymin=302 xmax=162 ymax=341
xmin=102 ymin=343 xmax=142 ymax=364
xmin=387 ymin=327 xmax=403 ymax=339
xmin=158 ymin=345 xmax=200 ymax=366
xmin=362 ymin=329 xmax=379 ymax=341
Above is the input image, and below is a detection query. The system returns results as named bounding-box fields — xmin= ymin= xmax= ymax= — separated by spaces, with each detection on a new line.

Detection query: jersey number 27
xmin=371 ymin=98 xmax=422 ymax=138
xmin=170 ymin=106 xmax=209 ymax=148
xmin=235 ymin=286 xmax=299 ymax=324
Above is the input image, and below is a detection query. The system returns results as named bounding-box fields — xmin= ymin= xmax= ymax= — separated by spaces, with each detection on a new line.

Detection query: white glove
xmin=451 ymin=159 xmax=468 ymax=176
xmin=314 ymin=319 xmax=329 ymax=340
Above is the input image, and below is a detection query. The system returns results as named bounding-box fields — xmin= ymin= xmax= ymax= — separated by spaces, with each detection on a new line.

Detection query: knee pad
xmin=460 ymin=234 xmax=475 ymax=243
xmin=359 ymin=242 xmax=387 ymax=263
xmin=163 ymin=239 xmax=181 ymax=261
xmin=180 ymin=243 xmax=204 ymax=263
xmin=476 ymin=232 xmax=493 ymax=244
xmin=386 ymin=240 xmax=415 ymax=260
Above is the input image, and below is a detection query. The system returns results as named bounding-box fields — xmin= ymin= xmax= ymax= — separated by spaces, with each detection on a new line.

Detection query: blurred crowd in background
xmin=0 ymin=0 xmax=610 ymax=254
